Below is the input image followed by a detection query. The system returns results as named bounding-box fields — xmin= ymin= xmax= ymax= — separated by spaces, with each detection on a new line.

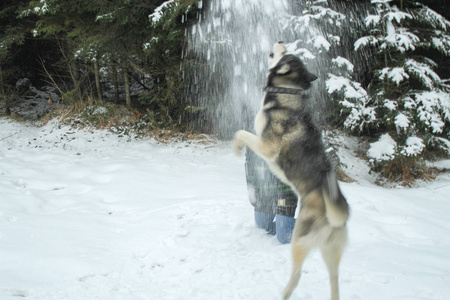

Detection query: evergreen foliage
xmin=284 ymin=0 xmax=359 ymax=124
xmin=327 ymin=0 xmax=450 ymax=178
xmin=0 ymin=0 xmax=36 ymax=91
xmin=279 ymin=0 xmax=449 ymax=180
xmin=1 ymin=0 xmax=199 ymax=121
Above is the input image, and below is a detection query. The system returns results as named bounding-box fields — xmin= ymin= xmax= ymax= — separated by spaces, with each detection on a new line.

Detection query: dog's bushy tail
xmin=323 ymin=171 xmax=350 ymax=227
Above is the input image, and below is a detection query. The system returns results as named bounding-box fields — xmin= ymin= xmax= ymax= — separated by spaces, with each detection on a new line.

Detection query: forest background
xmin=0 ymin=0 xmax=449 ymax=183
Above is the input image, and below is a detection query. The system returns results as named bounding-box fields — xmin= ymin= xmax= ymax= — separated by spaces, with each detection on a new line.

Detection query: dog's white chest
xmin=254 ymin=98 xmax=273 ymax=136
xmin=254 ymin=109 xmax=266 ymax=137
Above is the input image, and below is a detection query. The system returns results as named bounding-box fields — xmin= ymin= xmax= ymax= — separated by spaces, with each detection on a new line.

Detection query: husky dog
xmin=233 ymin=42 xmax=350 ymax=300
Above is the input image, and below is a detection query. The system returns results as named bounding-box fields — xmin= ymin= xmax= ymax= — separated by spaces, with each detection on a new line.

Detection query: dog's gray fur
xmin=233 ymin=42 xmax=350 ymax=300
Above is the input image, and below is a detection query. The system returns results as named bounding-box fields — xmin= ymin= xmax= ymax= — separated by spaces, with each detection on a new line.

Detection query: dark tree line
xmin=0 ymin=0 xmax=199 ymax=120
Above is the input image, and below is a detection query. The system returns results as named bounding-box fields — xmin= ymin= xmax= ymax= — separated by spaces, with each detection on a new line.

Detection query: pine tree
xmin=343 ymin=0 xmax=450 ymax=179
xmin=280 ymin=0 xmax=373 ymax=130
xmin=24 ymin=0 xmax=103 ymax=99
xmin=23 ymin=0 xmax=198 ymax=115
xmin=283 ymin=0 xmax=352 ymax=123
xmin=0 ymin=0 xmax=36 ymax=93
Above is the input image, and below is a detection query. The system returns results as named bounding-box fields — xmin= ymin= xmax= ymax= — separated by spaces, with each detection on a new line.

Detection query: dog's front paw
xmin=233 ymin=130 xmax=246 ymax=155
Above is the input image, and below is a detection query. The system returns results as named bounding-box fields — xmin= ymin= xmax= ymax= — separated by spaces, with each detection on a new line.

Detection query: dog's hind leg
xmin=320 ymin=228 xmax=347 ymax=300
xmin=282 ymin=241 xmax=310 ymax=300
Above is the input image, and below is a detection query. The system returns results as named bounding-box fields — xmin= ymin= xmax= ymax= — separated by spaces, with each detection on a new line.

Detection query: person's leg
xmin=246 ymin=149 xmax=277 ymax=234
xmin=275 ymin=194 xmax=298 ymax=244
xmin=255 ymin=211 xmax=276 ymax=235
xmin=245 ymin=149 xmax=297 ymax=241
xmin=275 ymin=214 xmax=296 ymax=243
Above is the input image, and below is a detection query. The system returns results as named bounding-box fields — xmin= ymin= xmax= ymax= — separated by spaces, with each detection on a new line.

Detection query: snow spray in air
xmin=185 ymin=0 xmax=291 ymax=138
xmin=184 ymin=0 xmax=366 ymax=137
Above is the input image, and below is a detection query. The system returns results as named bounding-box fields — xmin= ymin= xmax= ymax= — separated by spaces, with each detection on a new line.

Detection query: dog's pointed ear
xmin=307 ymin=72 xmax=318 ymax=82
xmin=276 ymin=63 xmax=291 ymax=74
xmin=276 ymin=63 xmax=291 ymax=75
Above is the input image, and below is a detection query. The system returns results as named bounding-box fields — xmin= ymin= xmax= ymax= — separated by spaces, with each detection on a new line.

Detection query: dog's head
xmin=267 ymin=42 xmax=318 ymax=90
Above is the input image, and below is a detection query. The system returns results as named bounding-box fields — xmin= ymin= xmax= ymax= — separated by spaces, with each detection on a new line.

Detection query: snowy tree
xmin=284 ymin=1 xmax=346 ymax=59
xmin=0 ymin=0 xmax=38 ymax=94
xmin=21 ymin=0 xmax=199 ymax=115
xmin=284 ymin=0 xmax=364 ymax=124
xmin=343 ymin=0 xmax=450 ymax=179
xmin=326 ymin=63 xmax=374 ymax=132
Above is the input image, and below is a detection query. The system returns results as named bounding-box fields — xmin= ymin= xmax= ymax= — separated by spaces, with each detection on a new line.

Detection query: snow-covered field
xmin=1 ymin=118 xmax=449 ymax=300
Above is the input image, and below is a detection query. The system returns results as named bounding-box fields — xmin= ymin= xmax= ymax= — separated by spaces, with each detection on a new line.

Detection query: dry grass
xmin=381 ymin=157 xmax=440 ymax=187
xmin=40 ymin=100 xmax=217 ymax=144
xmin=336 ymin=166 xmax=356 ymax=183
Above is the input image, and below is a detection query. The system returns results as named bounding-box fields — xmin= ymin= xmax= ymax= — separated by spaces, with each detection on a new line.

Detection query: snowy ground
xmin=1 ymin=117 xmax=449 ymax=300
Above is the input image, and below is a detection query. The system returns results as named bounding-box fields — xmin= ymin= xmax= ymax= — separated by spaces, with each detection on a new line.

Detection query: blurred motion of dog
xmin=233 ymin=42 xmax=350 ymax=300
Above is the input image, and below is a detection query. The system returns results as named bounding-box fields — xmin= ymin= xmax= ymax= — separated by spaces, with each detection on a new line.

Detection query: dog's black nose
xmin=278 ymin=41 xmax=284 ymax=44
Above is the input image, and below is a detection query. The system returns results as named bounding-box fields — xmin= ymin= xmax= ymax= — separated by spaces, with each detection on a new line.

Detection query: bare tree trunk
xmin=0 ymin=65 xmax=4 ymax=94
xmin=93 ymin=59 xmax=103 ymax=103
xmin=111 ymin=64 xmax=120 ymax=103
xmin=124 ymin=69 xmax=131 ymax=107
xmin=71 ymin=58 xmax=81 ymax=100
xmin=58 ymin=39 xmax=82 ymax=101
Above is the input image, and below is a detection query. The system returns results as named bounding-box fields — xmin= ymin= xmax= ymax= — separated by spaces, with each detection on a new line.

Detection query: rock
xmin=87 ymin=105 xmax=108 ymax=116
xmin=15 ymin=78 xmax=32 ymax=95
xmin=10 ymin=79 xmax=62 ymax=119
xmin=40 ymin=86 xmax=61 ymax=102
